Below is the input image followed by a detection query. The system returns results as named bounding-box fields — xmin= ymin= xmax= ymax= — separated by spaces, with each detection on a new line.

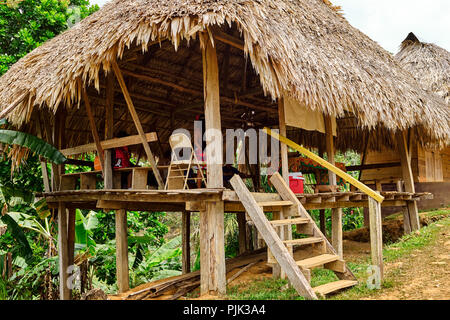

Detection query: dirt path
xmin=341 ymin=221 xmax=450 ymax=300
xmin=367 ymin=223 xmax=449 ymax=300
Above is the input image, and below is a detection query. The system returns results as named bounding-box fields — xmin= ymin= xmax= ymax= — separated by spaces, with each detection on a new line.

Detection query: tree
xmin=0 ymin=0 xmax=99 ymax=75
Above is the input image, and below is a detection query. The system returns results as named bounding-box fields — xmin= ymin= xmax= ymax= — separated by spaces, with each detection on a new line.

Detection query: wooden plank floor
xmin=40 ymin=189 xmax=433 ymax=211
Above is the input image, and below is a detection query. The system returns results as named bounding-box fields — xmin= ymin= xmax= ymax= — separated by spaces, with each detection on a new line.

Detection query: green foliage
xmin=0 ymin=129 xmax=67 ymax=164
xmin=309 ymin=207 xmax=364 ymax=236
xmin=0 ymin=0 xmax=99 ymax=75
xmin=0 ymin=214 xmax=33 ymax=263
xmin=0 ymin=155 xmax=44 ymax=192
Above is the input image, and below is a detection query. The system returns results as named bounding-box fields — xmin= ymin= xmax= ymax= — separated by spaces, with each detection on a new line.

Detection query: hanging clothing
xmin=113 ymin=146 xmax=132 ymax=168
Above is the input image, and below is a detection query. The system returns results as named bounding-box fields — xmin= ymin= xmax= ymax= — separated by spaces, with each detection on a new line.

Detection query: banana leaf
xmin=32 ymin=198 xmax=50 ymax=219
xmin=0 ymin=129 xmax=66 ymax=164
xmin=0 ymin=186 xmax=34 ymax=205
xmin=0 ymin=214 xmax=33 ymax=263
xmin=139 ymin=236 xmax=182 ymax=271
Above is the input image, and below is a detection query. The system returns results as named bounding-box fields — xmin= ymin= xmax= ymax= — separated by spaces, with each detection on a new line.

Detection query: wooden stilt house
xmin=0 ymin=1 xmax=449 ymax=300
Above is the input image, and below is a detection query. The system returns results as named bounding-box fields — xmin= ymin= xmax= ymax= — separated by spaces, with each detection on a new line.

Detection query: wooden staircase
xmin=230 ymin=173 xmax=357 ymax=300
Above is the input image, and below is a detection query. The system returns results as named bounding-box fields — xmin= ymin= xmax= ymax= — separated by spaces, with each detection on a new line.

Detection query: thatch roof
xmin=396 ymin=32 xmax=450 ymax=104
xmin=0 ymin=0 xmax=449 ymax=153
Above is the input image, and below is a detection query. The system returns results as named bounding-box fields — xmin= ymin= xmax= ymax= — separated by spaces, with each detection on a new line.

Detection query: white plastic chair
xmin=165 ymin=133 xmax=207 ymax=190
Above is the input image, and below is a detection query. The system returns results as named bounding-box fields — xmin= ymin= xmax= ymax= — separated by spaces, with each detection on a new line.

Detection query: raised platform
xmin=40 ymin=189 xmax=433 ymax=212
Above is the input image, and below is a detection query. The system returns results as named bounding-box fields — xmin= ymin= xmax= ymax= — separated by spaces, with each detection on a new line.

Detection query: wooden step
xmin=257 ymin=201 xmax=293 ymax=207
xmin=296 ymin=254 xmax=340 ymax=269
xmin=283 ymin=237 xmax=323 ymax=247
xmin=313 ymin=280 xmax=358 ymax=297
xmin=270 ymin=218 xmax=309 ymax=227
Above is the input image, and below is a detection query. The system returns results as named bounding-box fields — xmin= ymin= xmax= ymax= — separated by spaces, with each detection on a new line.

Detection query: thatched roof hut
xmin=0 ymin=0 xmax=449 ymax=157
xmin=396 ymin=32 xmax=450 ymax=104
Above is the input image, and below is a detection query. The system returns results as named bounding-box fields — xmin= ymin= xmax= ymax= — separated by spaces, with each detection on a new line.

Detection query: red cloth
xmin=114 ymin=147 xmax=131 ymax=168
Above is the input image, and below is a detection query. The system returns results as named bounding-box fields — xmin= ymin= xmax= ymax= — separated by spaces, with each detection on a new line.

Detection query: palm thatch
xmin=0 ymin=0 xmax=449 ymax=157
xmin=396 ymin=32 xmax=450 ymax=104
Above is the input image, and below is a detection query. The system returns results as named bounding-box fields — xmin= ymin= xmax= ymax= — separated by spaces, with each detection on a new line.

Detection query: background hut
xmin=0 ymin=1 xmax=449 ymax=299
xmin=361 ymin=33 xmax=450 ymax=214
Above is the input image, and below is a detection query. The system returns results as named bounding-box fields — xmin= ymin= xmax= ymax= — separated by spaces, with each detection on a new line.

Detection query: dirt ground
xmin=109 ymin=210 xmax=450 ymax=300
xmin=362 ymin=224 xmax=450 ymax=300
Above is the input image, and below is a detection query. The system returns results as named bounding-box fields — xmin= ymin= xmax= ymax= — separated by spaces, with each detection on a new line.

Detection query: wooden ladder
xmin=230 ymin=173 xmax=357 ymax=299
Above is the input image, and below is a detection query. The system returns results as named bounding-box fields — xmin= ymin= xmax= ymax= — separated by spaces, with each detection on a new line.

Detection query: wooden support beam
xmin=200 ymin=34 xmax=226 ymax=296
xmin=61 ymin=132 xmax=158 ymax=157
xmin=51 ymin=112 xmax=62 ymax=191
xmin=67 ymin=208 xmax=76 ymax=300
xmin=213 ymin=29 xmax=245 ymax=51
xmin=331 ymin=208 xmax=343 ymax=259
xmin=82 ymin=86 xmax=104 ymax=173
xmin=278 ymin=98 xmax=292 ymax=255
xmin=324 ymin=115 xmax=337 ymax=186
xmin=237 ymin=212 xmax=247 ymax=254
xmin=397 ymin=131 xmax=420 ymax=231
xmin=120 ymin=68 xmax=276 ymax=113
xmin=35 ymin=120 xmax=51 ymax=193
xmin=368 ymin=196 xmax=384 ymax=283
xmin=182 ymin=211 xmax=191 ymax=274
xmin=278 ymin=98 xmax=289 ymax=184
xmin=264 ymin=128 xmax=385 ymax=203
xmin=58 ymin=202 xmax=70 ymax=300
xmin=104 ymin=73 xmax=115 ymax=189
xmin=317 ymin=147 xmax=326 ymax=237
xmin=112 ymin=61 xmax=164 ymax=189
xmin=115 ymin=209 xmax=129 ymax=293
xmin=347 ymin=162 xmax=401 ymax=172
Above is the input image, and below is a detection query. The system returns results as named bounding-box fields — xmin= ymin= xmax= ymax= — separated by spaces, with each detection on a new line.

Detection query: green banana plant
xmin=0 ymin=186 xmax=53 ymax=264
xmin=133 ymin=235 xmax=182 ymax=284
xmin=74 ymin=209 xmax=99 ymax=255
xmin=0 ymin=129 xmax=66 ymax=165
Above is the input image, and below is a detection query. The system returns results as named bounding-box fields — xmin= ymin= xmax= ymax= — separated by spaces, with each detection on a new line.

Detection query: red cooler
xmin=289 ymin=173 xmax=304 ymax=194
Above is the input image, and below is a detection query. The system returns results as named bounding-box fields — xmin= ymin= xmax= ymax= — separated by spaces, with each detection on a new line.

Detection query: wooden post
xmin=331 ymin=208 xmax=343 ymax=259
xmin=237 ymin=212 xmax=247 ymax=254
xmin=271 ymin=211 xmax=282 ymax=279
xmin=115 ymin=209 xmax=129 ymax=293
xmin=278 ymin=98 xmax=289 ymax=184
xmin=318 ymin=147 xmax=326 ymax=236
xmin=51 ymin=111 xmax=65 ymax=191
xmin=104 ymin=73 xmax=114 ymax=189
xmin=112 ymin=61 xmax=164 ymax=189
xmin=182 ymin=211 xmax=191 ymax=274
xmin=35 ymin=120 xmax=51 ymax=193
xmin=82 ymin=86 xmax=104 ymax=172
xmin=397 ymin=131 xmax=420 ymax=231
xmin=397 ymin=180 xmax=412 ymax=234
xmin=368 ymin=196 xmax=383 ymax=282
xmin=278 ymin=98 xmax=292 ymax=253
xmin=324 ymin=115 xmax=336 ymax=186
xmin=58 ymin=202 xmax=70 ymax=300
xmin=324 ymin=115 xmax=342 ymax=255
xmin=200 ymin=33 xmax=226 ymax=296
xmin=67 ymin=208 xmax=76 ymax=299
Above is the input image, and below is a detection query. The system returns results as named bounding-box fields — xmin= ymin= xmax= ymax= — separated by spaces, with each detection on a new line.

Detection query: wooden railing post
xmin=368 ymin=195 xmax=383 ymax=283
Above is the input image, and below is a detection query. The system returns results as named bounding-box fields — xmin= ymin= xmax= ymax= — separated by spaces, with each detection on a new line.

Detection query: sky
xmin=89 ymin=0 xmax=450 ymax=54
